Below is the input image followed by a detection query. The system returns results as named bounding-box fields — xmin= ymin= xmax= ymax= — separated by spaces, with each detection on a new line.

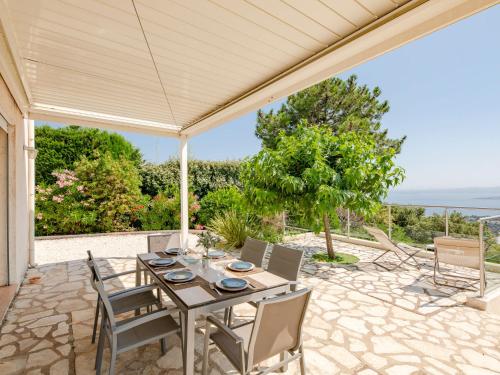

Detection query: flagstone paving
xmin=1 ymin=234 xmax=499 ymax=374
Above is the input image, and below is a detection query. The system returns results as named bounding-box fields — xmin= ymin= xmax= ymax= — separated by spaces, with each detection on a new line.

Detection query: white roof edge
xmin=0 ymin=0 xmax=31 ymax=113
xmin=181 ymin=0 xmax=497 ymax=137
xmin=29 ymin=105 xmax=180 ymax=138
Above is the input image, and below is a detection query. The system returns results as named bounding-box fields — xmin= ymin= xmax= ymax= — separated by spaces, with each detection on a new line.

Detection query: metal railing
xmin=285 ymin=203 xmax=500 ymax=259
xmin=478 ymin=214 xmax=500 ymax=296
xmin=383 ymin=203 xmax=500 ymax=240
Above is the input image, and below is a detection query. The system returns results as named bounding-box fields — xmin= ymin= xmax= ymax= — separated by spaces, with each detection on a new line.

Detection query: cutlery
xmin=209 ymin=282 xmax=222 ymax=295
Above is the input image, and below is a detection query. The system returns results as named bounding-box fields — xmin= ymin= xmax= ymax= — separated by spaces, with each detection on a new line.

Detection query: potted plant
xmin=197 ymin=231 xmax=220 ymax=258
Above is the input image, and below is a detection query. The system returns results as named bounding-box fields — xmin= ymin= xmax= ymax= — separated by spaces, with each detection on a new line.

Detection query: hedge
xmin=140 ymin=160 xmax=242 ymax=199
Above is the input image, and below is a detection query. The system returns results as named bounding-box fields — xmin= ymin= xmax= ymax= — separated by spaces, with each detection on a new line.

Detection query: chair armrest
xmin=206 ymin=315 xmax=243 ymax=344
xmin=109 ymin=283 xmax=158 ymax=300
xmin=115 ymin=308 xmax=180 ymax=334
xmin=102 ymin=269 xmax=137 ymax=281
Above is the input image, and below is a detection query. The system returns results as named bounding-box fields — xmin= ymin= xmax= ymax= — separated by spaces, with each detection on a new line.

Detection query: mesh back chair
xmin=86 ymin=251 xmax=161 ymax=344
xmin=239 ymin=237 xmax=268 ymax=267
xmin=433 ymin=236 xmax=485 ymax=291
xmin=364 ymin=226 xmax=421 ymax=271
xmin=89 ymin=255 xmax=181 ymax=375
xmin=203 ymin=288 xmax=312 ymax=375
xmin=267 ymin=245 xmax=305 ymax=287
xmin=147 ymin=233 xmax=172 ymax=252
xmin=226 ymin=244 xmax=304 ymax=327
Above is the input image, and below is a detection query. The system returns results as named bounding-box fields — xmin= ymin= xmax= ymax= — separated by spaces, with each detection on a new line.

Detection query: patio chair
xmin=86 ymin=251 xmax=161 ymax=344
xmin=239 ymin=237 xmax=268 ymax=267
xmin=364 ymin=226 xmax=421 ymax=271
xmin=147 ymin=233 xmax=172 ymax=252
xmin=203 ymin=288 xmax=311 ymax=375
xmin=226 ymin=245 xmax=304 ymax=326
xmin=91 ymin=257 xmax=181 ymax=375
xmin=267 ymin=245 xmax=304 ymax=288
xmin=433 ymin=236 xmax=485 ymax=290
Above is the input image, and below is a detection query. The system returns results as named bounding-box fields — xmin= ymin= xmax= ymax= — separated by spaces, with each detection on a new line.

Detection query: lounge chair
xmin=203 ymin=288 xmax=312 ymax=375
xmin=433 ymin=236 xmax=485 ymax=290
xmin=364 ymin=226 xmax=421 ymax=271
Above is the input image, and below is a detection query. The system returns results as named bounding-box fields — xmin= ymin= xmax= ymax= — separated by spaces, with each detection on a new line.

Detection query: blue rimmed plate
xmin=227 ymin=261 xmax=254 ymax=272
xmin=216 ymin=278 xmax=248 ymax=292
xmin=149 ymin=258 xmax=176 ymax=267
xmin=165 ymin=247 xmax=182 ymax=255
xmin=164 ymin=270 xmax=195 ymax=283
xmin=207 ymin=250 xmax=225 ymax=259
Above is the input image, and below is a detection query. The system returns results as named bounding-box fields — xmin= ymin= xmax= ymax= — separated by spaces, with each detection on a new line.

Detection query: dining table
xmin=135 ymin=250 xmax=291 ymax=375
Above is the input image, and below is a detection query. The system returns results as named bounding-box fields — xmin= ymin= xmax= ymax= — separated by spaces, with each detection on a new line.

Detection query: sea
xmin=386 ymin=187 xmax=500 ymax=218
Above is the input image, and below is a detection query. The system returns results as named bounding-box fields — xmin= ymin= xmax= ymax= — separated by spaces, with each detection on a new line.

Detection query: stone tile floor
xmin=1 ymin=234 xmax=500 ymax=374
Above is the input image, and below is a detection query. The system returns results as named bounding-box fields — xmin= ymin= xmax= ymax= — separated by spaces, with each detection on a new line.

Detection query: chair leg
xmin=202 ymin=321 xmax=211 ymax=375
xmin=95 ymin=308 xmax=106 ymax=370
xmin=160 ymin=337 xmax=167 ymax=355
xmin=109 ymin=340 xmax=117 ymax=375
xmin=299 ymin=346 xmax=306 ymax=375
xmin=92 ymin=297 xmax=100 ymax=344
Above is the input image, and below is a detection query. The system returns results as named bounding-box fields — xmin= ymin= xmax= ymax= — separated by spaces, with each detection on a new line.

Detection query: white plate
xmin=165 ymin=248 xmax=182 ymax=255
xmin=216 ymin=278 xmax=248 ymax=292
xmin=207 ymin=250 xmax=225 ymax=259
xmin=149 ymin=258 xmax=176 ymax=267
xmin=227 ymin=261 xmax=255 ymax=272
xmin=164 ymin=270 xmax=195 ymax=283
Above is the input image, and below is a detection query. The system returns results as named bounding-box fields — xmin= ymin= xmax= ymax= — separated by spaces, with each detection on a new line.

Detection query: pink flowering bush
xmin=35 ymin=152 xmax=143 ymax=235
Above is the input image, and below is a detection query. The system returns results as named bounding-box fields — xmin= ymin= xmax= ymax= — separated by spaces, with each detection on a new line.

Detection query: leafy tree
xmin=35 ymin=125 xmax=142 ymax=184
xmin=255 ymin=75 xmax=405 ymax=153
xmin=242 ymin=122 xmax=404 ymax=258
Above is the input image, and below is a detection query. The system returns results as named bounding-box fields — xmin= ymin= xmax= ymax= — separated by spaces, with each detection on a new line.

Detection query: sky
xmin=37 ymin=6 xmax=500 ymax=191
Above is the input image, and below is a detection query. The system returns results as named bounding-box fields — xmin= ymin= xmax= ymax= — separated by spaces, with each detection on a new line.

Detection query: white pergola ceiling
xmin=0 ymin=0 xmax=496 ymax=137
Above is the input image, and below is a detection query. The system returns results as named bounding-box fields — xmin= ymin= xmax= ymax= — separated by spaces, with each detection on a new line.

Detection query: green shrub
xmin=137 ymin=191 xmax=200 ymax=230
xmin=139 ymin=160 xmax=241 ymax=198
xmin=209 ymin=211 xmax=258 ymax=249
xmin=198 ymin=186 xmax=244 ymax=224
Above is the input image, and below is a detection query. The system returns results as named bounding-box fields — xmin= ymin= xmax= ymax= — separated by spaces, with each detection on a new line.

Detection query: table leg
xmin=182 ymin=310 xmax=196 ymax=375
xmin=135 ymin=259 xmax=141 ymax=315
xmin=135 ymin=259 xmax=141 ymax=287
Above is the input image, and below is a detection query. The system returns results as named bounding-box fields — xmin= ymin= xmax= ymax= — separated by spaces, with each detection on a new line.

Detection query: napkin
xmin=176 ymin=286 xmax=216 ymax=306
xmin=247 ymin=272 xmax=287 ymax=288
xmin=140 ymin=252 xmax=160 ymax=260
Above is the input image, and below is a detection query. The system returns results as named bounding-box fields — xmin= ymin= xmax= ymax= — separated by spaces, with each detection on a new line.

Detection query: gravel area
xmin=35 ymin=233 xmax=150 ymax=265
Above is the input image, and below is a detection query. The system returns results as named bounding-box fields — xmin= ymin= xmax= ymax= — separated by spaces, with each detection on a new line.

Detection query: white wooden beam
xmin=179 ymin=135 xmax=189 ymax=250
xmin=181 ymin=0 xmax=497 ymax=137
xmin=29 ymin=105 xmax=180 ymax=137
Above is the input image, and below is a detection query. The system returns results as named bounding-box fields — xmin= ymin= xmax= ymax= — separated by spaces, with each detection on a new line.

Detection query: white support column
xmin=26 ymin=118 xmax=35 ymax=266
xmin=179 ymin=135 xmax=189 ymax=250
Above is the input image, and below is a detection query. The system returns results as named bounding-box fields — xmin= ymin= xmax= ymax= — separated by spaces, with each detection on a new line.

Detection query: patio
xmin=1 ymin=234 xmax=499 ymax=375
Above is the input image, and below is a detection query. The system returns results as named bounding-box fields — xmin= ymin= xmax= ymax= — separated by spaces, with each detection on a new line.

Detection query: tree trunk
xmin=323 ymin=213 xmax=335 ymax=259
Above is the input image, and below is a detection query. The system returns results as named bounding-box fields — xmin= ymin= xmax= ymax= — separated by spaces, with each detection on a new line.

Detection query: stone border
xmin=35 ymin=229 xmax=204 ymax=241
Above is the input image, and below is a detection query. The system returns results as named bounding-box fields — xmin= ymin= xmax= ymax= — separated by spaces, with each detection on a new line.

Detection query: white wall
xmin=0 ymin=127 xmax=7 ymax=285
xmin=0 ymin=74 xmax=30 ymax=286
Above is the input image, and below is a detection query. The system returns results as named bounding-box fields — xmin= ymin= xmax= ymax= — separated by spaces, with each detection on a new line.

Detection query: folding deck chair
xmin=364 ymin=226 xmax=421 ymax=271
